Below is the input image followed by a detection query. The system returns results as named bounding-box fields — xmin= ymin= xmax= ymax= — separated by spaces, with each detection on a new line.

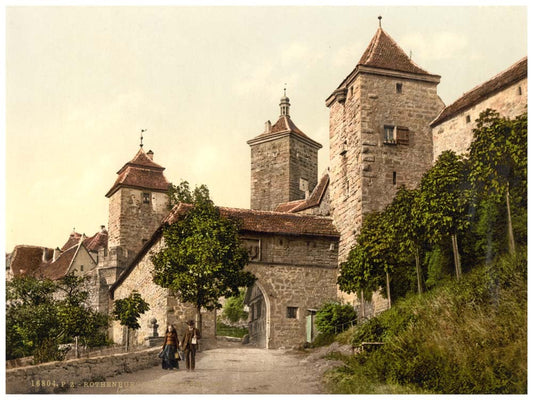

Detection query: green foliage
xmin=328 ymin=248 xmax=527 ymax=394
xmin=6 ymin=274 xmax=110 ymax=363
xmin=221 ymin=288 xmax=248 ymax=323
xmin=112 ymin=290 xmax=150 ymax=330
xmin=152 ymin=183 xmax=256 ymax=316
xmin=215 ymin=320 xmax=248 ymax=338
xmin=315 ymin=301 xmax=357 ymax=335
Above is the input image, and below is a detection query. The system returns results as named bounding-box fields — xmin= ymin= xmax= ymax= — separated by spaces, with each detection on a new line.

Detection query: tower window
xmin=384 ymin=125 xmax=395 ymax=144
xmin=142 ymin=192 xmax=151 ymax=204
xmin=396 ymin=83 xmax=403 ymax=93
xmin=393 ymin=171 xmax=397 ymax=185
xmin=287 ymin=307 xmax=298 ymax=319
xmin=466 ymin=115 xmax=471 ymax=123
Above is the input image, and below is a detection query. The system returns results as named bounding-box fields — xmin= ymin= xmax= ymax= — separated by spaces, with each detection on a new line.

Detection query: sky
xmin=4 ymin=4 xmax=528 ymax=252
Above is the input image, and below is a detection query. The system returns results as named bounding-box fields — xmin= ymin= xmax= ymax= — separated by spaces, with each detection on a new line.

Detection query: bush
xmin=315 ymin=302 xmax=357 ymax=335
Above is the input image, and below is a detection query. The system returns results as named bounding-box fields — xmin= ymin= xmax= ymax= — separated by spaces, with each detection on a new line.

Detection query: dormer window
xmin=142 ymin=192 xmax=151 ymax=204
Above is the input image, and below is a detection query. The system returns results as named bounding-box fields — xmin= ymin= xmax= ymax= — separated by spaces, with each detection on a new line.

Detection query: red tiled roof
xmin=248 ymin=115 xmax=322 ymax=149
xmin=83 ymin=230 xmax=108 ymax=252
xmin=9 ymin=246 xmax=48 ymax=277
xmin=274 ymin=199 xmax=306 ymax=213
xmin=431 ymin=57 xmax=527 ymax=126
xmin=164 ymin=203 xmax=339 ymax=238
xmin=35 ymin=246 xmax=78 ymax=280
xmin=106 ymin=148 xmax=169 ymax=197
xmin=276 ymin=172 xmax=330 ymax=213
xmin=358 ymin=27 xmax=430 ymax=75
xmin=328 ymin=27 xmax=439 ymax=104
xmin=61 ymin=232 xmax=82 ymax=251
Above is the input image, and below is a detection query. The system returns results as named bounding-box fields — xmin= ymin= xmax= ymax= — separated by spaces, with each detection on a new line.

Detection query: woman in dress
xmin=161 ymin=324 xmax=179 ymax=370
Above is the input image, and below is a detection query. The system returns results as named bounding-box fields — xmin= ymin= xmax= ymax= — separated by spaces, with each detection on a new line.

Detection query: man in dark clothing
xmin=181 ymin=320 xmax=201 ymax=371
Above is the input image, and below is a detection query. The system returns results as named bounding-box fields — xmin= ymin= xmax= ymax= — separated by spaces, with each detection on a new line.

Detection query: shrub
xmin=315 ymin=302 xmax=357 ymax=335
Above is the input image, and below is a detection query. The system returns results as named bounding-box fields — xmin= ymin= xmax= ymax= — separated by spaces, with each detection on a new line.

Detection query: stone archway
xmin=244 ymin=281 xmax=271 ymax=349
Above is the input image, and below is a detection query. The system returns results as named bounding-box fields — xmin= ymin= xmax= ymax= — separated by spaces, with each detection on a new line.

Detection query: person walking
xmin=181 ymin=320 xmax=201 ymax=371
xmin=161 ymin=324 xmax=180 ymax=370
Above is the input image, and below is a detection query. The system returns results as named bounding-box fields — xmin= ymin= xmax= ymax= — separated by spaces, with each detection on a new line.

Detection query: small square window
xmin=396 ymin=83 xmax=403 ymax=93
xmin=287 ymin=307 xmax=298 ymax=319
xmin=384 ymin=125 xmax=395 ymax=144
xmin=142 ymin=192 xmax=151 ymax=204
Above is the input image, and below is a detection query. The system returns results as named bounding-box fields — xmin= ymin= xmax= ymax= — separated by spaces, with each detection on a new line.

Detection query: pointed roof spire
xmin=280 ymin=85 xmax=290 ymax=117
xmin=357 ymin=25 xmax=429 ymax=75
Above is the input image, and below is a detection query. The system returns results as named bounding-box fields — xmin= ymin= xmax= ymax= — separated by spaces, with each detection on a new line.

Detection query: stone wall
xmin=5 ymin=347 xmax=160 ymax=394
xmin=111 ymin=238 xmax=216 ymax=346
xmin=432 ymin=77 xmax=527 ymax=161
xmin=244 ymin=232 xmax=338 ymax=349
xmin=250 ymin=134 xmax=319 ymax=211
xmin=107 ymin=188 xmax=168 ymax=263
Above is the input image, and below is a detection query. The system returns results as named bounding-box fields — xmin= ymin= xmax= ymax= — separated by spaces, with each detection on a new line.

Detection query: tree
xmin=418 ymin=150 xmax=471 ymax=279
xmin=222 ymin=288 xmax=249 ymax=324
xmin=112 ymin=290 xmax=150 ymax=351
xmin=383 ymin=186 xmax=426 ymax=294
xmin=152 ymin=183 xmax=256 ymax=334
xmin=6 ymin=274 xmax=110 ymax=362
xmin=468 ymin=110 xmax=527 ymax=255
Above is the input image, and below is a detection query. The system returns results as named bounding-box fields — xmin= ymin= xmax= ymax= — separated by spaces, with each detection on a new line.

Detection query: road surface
xmin=65 ymin=344 xmax=342 ymax=394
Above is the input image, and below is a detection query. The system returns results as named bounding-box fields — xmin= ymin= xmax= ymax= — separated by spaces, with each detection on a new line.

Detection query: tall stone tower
xmin=326 ymin=19 xmax=445 ymax=262
xmin=101 ymin=147 xmax=170 ymax=275
xmin=248 ymin=92 xmax=322 ymax=211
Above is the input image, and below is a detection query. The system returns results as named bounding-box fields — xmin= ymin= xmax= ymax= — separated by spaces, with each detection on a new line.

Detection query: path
xmin=65 ymin=344 xmax=339 ymax=394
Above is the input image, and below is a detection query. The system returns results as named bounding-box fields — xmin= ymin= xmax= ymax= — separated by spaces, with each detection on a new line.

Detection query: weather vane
xmin=140 ymin=129 xmax=147 ymax=148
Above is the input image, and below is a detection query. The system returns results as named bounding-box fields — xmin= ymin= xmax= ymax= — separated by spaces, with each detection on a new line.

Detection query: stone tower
xmin=248 ymin=92 xmax=322 ymax=211
xmin=326 ymin=20 xmax=445 ymax=262
xmin=101 ymin=147 xmax=170 ymax=274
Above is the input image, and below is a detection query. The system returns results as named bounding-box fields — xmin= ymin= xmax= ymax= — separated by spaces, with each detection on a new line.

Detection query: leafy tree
xmin=383 ymin=186 xmax=426 ymax=294
xmin=468 ymin=110 xmax=527 ymax=254
xmin=6 ymin=274 xmax=110 ymax=362
xmin=315 ymin=301 xmax=357 ymax=334
xmin=418 ymin=150 xmax=471 ymax=279
xmin=112 ymin=290 xmax=150 ymax=351
xmin=152 ymin=183 xmax=256 ymax=334
xmin=222 ymin=288 xmax=249 ymax=324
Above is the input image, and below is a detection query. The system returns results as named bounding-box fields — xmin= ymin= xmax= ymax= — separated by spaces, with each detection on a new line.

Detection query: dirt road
xmin=65 ymin=344 xmax=342 ymax=394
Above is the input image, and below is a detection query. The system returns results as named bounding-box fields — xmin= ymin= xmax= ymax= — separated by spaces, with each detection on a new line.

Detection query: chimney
xmin=53 ymin=247 xmax=62 ymax=262
xmin=264 ymin=120 xmax=272 ymax=134
xmin=147 ymin=150 xmax=154 ymax=160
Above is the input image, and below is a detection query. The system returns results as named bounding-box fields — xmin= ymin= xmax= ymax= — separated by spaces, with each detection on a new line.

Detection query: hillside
xmin=325 ymin=248 xmax=527 ymax=394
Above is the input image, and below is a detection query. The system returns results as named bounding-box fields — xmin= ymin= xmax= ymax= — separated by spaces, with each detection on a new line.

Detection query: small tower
xmin=326 ymin=17 xmax=445 ymax=262
xmin=103 ymin=147 xmax=170 ymax=272
xmin=248 ymin=91 xmax=322 ymax=211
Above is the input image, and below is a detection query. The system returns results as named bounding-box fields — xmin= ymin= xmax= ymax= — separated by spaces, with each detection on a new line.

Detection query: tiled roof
xmin=248 ymin=115 xmax=322 ymax=149
xmin=83 ymin=230 xmax=108 ymax=252
xmin=35 ymin=246 xmax=78 ymax=280
xmin=164 ymin=203 xmax=339 ymax=238
xmin=358 ymin=27 xmax=430 ymax=75
xmin=276 ymin=172 xmax=330 ymax=213
xmin=9 ymin=245 xmax=49 ymax=277
xmin=106 ymin=148 xmax=169 ymax=197
xmin=328 ymin=27 xmax=439 ymax=104
xmin=431 ymin=57 xmax=527 ymax=126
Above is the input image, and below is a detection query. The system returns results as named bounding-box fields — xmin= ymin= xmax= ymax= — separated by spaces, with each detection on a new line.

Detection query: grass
xmin=216 ymin=322 xmax=248 ymax=338
xmin=323 ymin=248 xmax=527 ymax=394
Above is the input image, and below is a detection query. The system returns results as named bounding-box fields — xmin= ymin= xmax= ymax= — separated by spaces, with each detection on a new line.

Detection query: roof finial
xmin=140 ymin=129 xmax=147 ymax=148
xmin=378 ymin=15 xmax=382 ymax=28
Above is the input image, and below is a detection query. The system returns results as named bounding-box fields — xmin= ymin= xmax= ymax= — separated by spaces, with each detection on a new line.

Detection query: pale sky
xmin=4 ymin=5 xmax=528 ymax=252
